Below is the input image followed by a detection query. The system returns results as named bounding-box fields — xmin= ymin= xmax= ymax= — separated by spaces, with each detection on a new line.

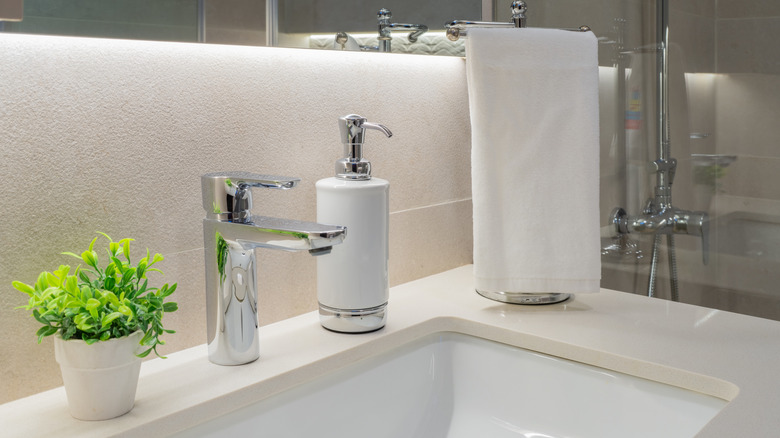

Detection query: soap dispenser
xmin=316 ymin=114 xmax=392 ymax=333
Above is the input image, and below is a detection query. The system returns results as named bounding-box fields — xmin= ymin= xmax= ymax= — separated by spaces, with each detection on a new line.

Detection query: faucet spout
xmin=385 ymin=22 xmax=429 ymax=43
xmin=210 ymin=216 xmax=346 ymax=253
xmin=201 ymin=172 xmax=346 ymax=365
xmin=376 ymin=8 xmax=428 ymax=52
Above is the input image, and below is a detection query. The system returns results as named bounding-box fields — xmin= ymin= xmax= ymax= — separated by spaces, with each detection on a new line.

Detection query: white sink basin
xmin=176 ymin=332 xmax=726 ymax=438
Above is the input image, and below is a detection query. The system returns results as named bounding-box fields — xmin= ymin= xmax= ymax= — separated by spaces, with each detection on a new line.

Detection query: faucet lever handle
xmin=202 ymin=172 xmax=300 ymax=222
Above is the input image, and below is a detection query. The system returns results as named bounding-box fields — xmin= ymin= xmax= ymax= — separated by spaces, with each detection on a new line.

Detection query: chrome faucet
xmin=377 ymin=8 xmax=428 ymax=52
xmin=202 ymin=172 xmax=347 ymax=365
xmin=335 ymin=8 xmax=427 ymax=53
xmin=354 ymin=8 xmax=427 ymax=52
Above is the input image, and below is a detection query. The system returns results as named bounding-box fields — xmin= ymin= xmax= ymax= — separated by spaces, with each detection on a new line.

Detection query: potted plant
xmin=13 ymin=233 xmax=178 ymax=421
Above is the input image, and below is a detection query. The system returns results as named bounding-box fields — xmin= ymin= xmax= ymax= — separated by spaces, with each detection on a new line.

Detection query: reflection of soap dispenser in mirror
xmin=316 ymin=114 xmax=392 ymax=333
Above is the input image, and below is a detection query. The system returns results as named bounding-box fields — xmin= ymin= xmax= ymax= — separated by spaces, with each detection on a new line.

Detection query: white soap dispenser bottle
xmin=316 ymin=114 xmax=392 ymax=333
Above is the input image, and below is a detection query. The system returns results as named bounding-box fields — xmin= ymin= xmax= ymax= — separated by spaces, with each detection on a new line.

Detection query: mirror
xmin=0 ymin=0 xmax=487 ymax=56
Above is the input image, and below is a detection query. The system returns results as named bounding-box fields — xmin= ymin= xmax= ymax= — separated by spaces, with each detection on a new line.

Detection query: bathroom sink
xmin=175 ymin=332 xmax=726 ymax=438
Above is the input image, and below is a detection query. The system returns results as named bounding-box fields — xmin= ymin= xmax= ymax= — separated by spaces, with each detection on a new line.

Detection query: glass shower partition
xmin=495 ymin=0 xmax=780 ymax=320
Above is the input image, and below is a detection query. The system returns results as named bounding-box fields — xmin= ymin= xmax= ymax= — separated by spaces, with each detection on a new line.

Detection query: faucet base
xmin=476 ymin=289 xmax=571 ymax=305
xmin=319 ymin=303 xmax=387 ymax=333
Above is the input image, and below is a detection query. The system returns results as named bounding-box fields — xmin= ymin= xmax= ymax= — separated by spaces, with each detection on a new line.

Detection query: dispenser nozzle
xmin=336 ymin=114 xmax=391 ymax=180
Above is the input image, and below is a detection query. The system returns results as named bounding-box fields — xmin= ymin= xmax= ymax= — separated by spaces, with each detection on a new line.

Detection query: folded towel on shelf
xmin=466 ymin=28 xmax=601 ymax=294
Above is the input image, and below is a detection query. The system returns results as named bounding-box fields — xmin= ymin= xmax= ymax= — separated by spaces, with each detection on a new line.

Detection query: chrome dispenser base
xmin=319 ymin=303 xmax=387 ymax=333
xmin=476 ymin=289 xmax=571 ymax=305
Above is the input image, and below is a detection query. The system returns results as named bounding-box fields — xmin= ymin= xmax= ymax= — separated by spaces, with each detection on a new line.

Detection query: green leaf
xmin=104 ymin=277 xmax=116 ymax=291
xmin=136 ymin=259 xmax=147 ymax=279
xmin=140 ymin=331 xmax=156 ymax=346
xmin=32 ymin=309 xmax=49 ymax=325
xmin=110 ymin=256 xmax=124 ymax=269
xmin=78 ymin=270 xmax=91 ymax=284
xmin=151 ymin=253 xmax=164 ymax=265
xmin=85 ymin=298 xmax=101 ymax=321
xmin=12 ymin=281 xmax=35 ymax=296
xmin=109 ymin=241 xmax=120 ymax=257
xmin=87 ymin=236 xmax=99 ymax=253
xmin=105 ymin=292 xmax=120 ymax=307
xmin=62 ymin=251 xmax=82 ymax=260
xmin=45 ymin=272 xmax=61 ymax=288
xmin=35 ymin=325 xmax=58 ymax=343
xmin=118 ymin=304 xmax=133 ymax=318
xmin=119 ymin=238 xmax=134 ymax=261
xmin=74 ymin=312 xmax=90 ymax=325
xmin=42 ymin=312 xmax=61 ymax=323
xmin=161 ymin=283 xmax=179 ymax=298
xmin=63 ymin=324 xmax=77 ymax=340
xmin=80 ymin=285 xmax=94 ymax=300
xmin=81 ymin=250 xmax=98 ymax=268
xmin=122 ymin=267 xmax=136 ymax=283
xmin=53 ymin=265 xmax=71 ymax=280
xmin=35 ymin=272 xmax=49 ymax=291
xmin=162 ymin=302 xmax=178 ymax=312
xmin=64 ymin=276 xmax=79 ymax=295
xmin=86 ymin=298 xmax=101 ymax=311
xmin=101 ymin=312 xmax=123 ymax=328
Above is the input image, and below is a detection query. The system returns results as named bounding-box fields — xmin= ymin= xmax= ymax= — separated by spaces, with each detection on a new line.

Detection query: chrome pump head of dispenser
xmin=336 ymin=114 xmax=392 ymax=180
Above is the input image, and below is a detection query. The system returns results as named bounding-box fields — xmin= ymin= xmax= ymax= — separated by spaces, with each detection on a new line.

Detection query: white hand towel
xmin=466 ymin=28 xmax=601 ymax=294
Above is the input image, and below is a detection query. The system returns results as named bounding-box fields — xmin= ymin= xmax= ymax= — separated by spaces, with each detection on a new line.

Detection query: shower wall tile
xmin=717 ymin=0 xmax=780 ymax=19
xmin=498 ymin=0 xmax=643 ymax=67
xmin=719 ymin=156 xmax=780 ymax=201
xmin=671 ymin=0 xmax=716 ymax=18
xmin=715 ymin=73 xmax=780 ymax=159
xmin=717 ymin=18 xmax=780 ymax=74
xmin=279 ymin=0 xmax=478 ymax=33
xmin=670 ymin=10 xmax=715 ymax=72
xmin=685 ymin=73 xmax=717 ymax=155
xmin=529 ymin=0 xmax=622 ymax=37
xmin=3 ymin=0 xmax=199 ymax=42
xmin=205 ymin=0 xmax=266 ymax=46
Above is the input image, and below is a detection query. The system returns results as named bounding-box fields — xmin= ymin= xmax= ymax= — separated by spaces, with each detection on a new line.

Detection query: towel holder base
xmin=476 ymin=289 xmax=571 ymax=305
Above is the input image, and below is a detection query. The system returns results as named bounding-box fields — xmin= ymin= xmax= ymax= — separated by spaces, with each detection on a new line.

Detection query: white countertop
xmin=2 ymin=265 xmax=779 ymax=437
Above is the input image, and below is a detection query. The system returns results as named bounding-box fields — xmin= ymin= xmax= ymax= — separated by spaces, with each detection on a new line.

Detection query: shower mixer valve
xmin=608 ymin=206 xmax=709 ymax=266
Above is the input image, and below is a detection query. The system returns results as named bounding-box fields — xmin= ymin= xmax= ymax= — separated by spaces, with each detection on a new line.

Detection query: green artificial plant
xmin=13 ymin=232 xmax=178 ymax=358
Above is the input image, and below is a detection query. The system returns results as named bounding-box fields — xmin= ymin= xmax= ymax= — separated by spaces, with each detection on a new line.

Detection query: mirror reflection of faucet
xmin=335 ymin=8 xmax=428 ymax=52
xmin=201 ymin=172 xmax=347 ymax=366
xmin=334 ymin=32 xmax=360 ymax=51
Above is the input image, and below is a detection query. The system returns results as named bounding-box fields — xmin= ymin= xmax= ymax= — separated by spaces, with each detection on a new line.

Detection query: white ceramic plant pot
xmin=54 ymin=331 xmax=143 ymax=421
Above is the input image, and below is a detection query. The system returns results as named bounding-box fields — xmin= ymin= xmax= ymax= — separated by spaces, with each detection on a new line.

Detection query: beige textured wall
xmin=0 ymin=33 xmax=472 ymax=403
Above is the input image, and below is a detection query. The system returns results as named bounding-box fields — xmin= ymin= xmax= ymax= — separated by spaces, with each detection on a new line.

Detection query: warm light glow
xmin=310 ymin=31 xmax=450 ymax=41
